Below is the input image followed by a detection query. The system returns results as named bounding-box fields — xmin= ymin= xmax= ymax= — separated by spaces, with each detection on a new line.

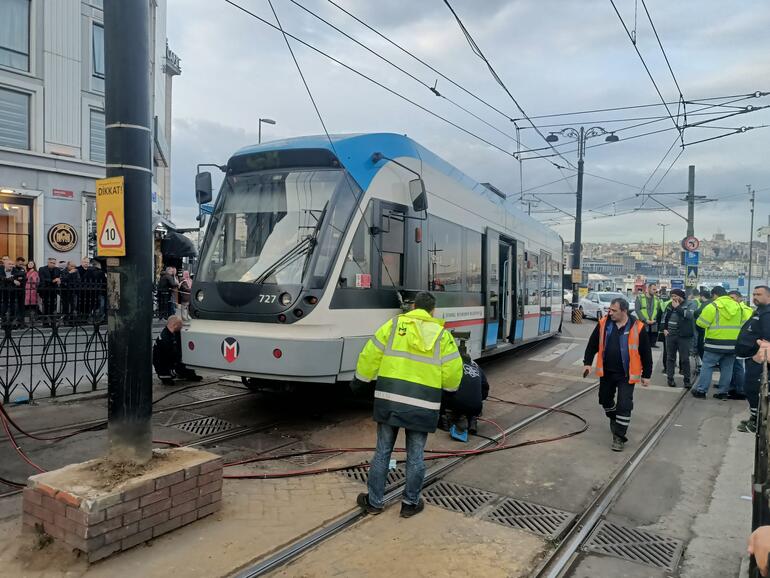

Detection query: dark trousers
xmin=646 ymin=324 xmax=659 ymax=347
xmin=746 ymin=360 xmax=765 ymax=419
xmin=666 ymin=335 xmax=692 ymax=385
xmin=41 ymin=289 xmax=58 ymax=316
xmin=599 ymin=372 xmax=635 ymax=441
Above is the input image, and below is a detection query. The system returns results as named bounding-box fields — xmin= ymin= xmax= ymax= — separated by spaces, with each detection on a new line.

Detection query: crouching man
xmin=152 ymin=316 xmax=202 ymax=385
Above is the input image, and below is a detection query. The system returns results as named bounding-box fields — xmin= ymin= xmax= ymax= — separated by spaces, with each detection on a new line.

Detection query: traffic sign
xmin=685 ymin=265 xmax=698 ymax=287
xmin=738 ymin=274 xmax=745 ymax=287
xmin=671 ymin=279 xmax=684 ymax=290
xmin=96 ymin=176 xmax=126 ymax=257
xmin=682 ymin=236 xmax=700 ymax=251
xmin=201 ymin=203 xmax=215 ymax=215
xmin=684 ymin=251 xmax=699 ymax=266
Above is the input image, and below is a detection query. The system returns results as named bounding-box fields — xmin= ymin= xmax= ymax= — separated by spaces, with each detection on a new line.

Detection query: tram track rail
xmin=233 ymin=379 xmax=603 ymax=578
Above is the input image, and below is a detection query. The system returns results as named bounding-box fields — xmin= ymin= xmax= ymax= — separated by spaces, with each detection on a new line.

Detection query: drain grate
xmin=173 ymin=416 xmax=236 ymax=436
xmin=484 ymin=498 xmax=575 ymax=540
xmin=186 ymin=387 xmax=230 ymax=401
xmin=152 ymin=410 xmax=206 ymax=427
xmin=423 ymin=481 xmax=497 ymax=515
xmin=583 ymin=521 xmax=684 ymax=572
xmin=340 ymin=465 xmax=406 ymax=487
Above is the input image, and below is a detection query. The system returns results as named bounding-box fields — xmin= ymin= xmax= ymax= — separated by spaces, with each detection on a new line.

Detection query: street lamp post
xmin=546 ymin=127 xmax=619 ymax=322
xmin=258 ymin=118 xmax=276 ymax=144
xmin=657 ymin=223 xmax=669 ymax=279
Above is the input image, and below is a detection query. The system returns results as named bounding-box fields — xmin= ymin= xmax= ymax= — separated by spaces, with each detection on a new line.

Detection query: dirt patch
xmin=2 ymin=519 xmax=87 ymax=576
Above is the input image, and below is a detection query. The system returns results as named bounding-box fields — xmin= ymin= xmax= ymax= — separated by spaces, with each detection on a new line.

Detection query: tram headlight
xmin=279 ymin=292 xmax=292 ymax=306
xmin=195 ymin=290 xmax=205 ymax=302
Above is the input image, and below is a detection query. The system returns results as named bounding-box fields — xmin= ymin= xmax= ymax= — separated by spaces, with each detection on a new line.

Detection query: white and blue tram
xmin=183 ymin=133 xmax=563 ymax=384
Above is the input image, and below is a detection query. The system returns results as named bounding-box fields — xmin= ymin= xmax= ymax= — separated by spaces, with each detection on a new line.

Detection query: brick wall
xmin=23 ymin=454 xmax=222 ymax=562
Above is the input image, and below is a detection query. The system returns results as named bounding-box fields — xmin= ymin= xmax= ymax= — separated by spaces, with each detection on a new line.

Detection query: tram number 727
xmin=258 ymin=294 xmax=277 ymax=304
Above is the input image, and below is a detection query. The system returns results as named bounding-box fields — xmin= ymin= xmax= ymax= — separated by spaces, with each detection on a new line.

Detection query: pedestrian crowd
xmin=155 ymin=266 xmax=192 ymax=321
xmin=0 ymin=255 xmax=107 ymax=327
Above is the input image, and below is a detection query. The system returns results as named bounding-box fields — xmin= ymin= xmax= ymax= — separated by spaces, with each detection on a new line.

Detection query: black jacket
xmin=583 ymin=315 xmax=654 ymax=379
xmin=38 ymin=265 xmax=61 ymax=288
xmin=736 ymin=304 xmax=770 ymax=358
xmin=663 ymin=300 xmax=697 ymax=338
xmin=152 ymin=327 xmax=181 ymax=376
xmin=445 ymin=361 xmax=489 ymax=417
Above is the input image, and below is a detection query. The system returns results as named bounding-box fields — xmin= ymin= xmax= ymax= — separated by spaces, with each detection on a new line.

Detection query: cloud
xmin=167 ymin=0 xmax=770 ymax=242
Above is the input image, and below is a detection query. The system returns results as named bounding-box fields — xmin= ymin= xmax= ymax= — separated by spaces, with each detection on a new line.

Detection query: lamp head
xmin=545 ymin=133 xmax=559 ymax=143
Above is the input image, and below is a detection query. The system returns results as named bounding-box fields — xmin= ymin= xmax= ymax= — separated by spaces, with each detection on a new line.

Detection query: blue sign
xmin=200 ymin=203 xmax=215 ymax=215
xmin=671 ymin=279 xmax=684 ymax=290
xmin=738 ymin=274 xmax=745 ymax=287
xmin=684 ymin=251 xmax=699 ymax=266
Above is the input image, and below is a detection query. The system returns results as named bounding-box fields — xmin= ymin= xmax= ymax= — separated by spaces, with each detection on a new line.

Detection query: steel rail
xmin=534 ymin=387 xmax=688 ymax=577
xmin=234 ymin=381 xmax=601 ymax=577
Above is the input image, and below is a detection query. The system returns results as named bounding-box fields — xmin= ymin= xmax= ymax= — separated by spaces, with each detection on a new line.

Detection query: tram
xmin=183 ymin=133 xmax=563 ymax=385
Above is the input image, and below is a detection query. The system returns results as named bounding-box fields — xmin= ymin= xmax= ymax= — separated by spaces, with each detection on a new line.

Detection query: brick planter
xmin=22 ymin=447 xmax=222 ymax=562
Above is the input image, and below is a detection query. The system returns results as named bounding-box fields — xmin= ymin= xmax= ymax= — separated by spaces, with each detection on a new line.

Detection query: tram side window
xmin=526 ymin=252 xmax=539 ymax=305
xmin=428 ymin=215 xmax=462 ymax=292
xmin=464 ymin=229 xmax=482 ymax=292
xmin=338 ymin=203 xmax=373 ymax=289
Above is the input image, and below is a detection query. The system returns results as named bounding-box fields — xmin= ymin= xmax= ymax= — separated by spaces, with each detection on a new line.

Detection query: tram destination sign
xmin=96 ymin=176 xmax=126 ymax=257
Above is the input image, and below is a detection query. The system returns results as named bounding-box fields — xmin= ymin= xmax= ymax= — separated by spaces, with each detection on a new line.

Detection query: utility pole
xmin=658 ymin=223 xmax=669 ymax=278
xmin=766 ymin=215 xmax=770 ymax=286
xmin=748 ymin=185 xmax=755 ymax=296
xmin=545 ymin=127 xmax=619 ymax=322
xmin=686 ymin=165 xmax=695 ymax=237
xmin=105 ymin=0 xmax=153 ymax=463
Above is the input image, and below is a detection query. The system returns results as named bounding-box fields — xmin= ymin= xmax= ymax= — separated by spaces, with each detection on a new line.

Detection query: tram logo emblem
xmin=221 ymin=337 xmax=239 ymax=363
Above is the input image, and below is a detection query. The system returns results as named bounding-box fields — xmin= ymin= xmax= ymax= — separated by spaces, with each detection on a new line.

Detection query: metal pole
xmin=748 ymin=186 xmax=755 ymax=296
xmin=571 ymin=128 xmax=584 ymax=323
xmin=686 ymin=165 xmax=695 ymax=237
xmin=258 ymin=121 xmax=262 ymax=144
xmin=104 ymin=0 xmax=153 ymax=463
xmin=766 ymin=215 xmax=769 ymax=286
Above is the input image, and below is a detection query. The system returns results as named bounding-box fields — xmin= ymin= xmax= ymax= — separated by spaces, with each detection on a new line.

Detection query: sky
xmin=166 ymin=0 xmax=770 ymax=245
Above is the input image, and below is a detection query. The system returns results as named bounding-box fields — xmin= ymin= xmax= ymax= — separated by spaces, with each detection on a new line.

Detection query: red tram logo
xmin=221 ymin=337 xmax=239 ymax=363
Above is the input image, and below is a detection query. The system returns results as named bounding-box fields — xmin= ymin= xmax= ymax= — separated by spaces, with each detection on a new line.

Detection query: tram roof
xmin=233 ymin=133 xmax=557 ymax=237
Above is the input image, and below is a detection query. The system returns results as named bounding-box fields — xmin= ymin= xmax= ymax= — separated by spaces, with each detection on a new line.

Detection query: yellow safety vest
xmin=356 ymin=308 xmax=463 ymax=432
xmin=695 ymin=296 xmax=751 ymax=353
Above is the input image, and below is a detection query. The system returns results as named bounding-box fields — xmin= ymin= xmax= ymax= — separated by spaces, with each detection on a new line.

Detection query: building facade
xmin=0 ymin=0 xmax=180 ymax=266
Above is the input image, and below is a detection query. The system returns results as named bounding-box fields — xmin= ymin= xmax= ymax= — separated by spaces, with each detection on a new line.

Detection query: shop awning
xmin=161 ymin=231 xmax=197 ymax=258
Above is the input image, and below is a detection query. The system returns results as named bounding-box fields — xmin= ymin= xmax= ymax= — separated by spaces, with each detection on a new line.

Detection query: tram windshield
xmin=197 ymin=168 xmax=356 ymax=286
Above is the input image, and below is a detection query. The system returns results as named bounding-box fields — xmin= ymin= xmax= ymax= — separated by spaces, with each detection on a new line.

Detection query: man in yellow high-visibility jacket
xmin=353 ymin=291 xmax=463 ymax=518
xmin=692 ymin=286 xmax=751 ymax=399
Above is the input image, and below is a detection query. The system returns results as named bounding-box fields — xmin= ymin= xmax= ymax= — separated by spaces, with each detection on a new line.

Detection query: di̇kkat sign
xmin=96 ymin=176 xmax=126 ymax=257
xmin=47 ymin=223 xmax=78 ymax=252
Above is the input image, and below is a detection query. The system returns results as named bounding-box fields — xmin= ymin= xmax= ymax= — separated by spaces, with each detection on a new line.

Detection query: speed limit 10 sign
xmin=96 ymin=176 xmax=126 ymax=257
xmin=681 ymin=236 xmax=700 ymax=252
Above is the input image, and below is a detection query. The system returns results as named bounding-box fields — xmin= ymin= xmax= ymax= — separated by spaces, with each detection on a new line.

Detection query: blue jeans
xmin=695 ymin=351 xmax=736 ymax=395
xmin=367 ymin=423 xmax=428 ymax=509
xmin=731 ymin=358 xmax=746 ymax=395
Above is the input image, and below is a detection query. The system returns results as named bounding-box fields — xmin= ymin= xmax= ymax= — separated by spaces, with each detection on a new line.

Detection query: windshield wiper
xmin=253 ymin=202 xmax=328 ymax=286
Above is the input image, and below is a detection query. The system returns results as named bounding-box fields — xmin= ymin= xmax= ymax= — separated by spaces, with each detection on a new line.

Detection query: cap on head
xmin=670 ymin=289 xmax=686 ymax=300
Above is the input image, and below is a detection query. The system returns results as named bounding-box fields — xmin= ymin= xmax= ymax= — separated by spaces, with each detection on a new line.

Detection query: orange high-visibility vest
xmin=596 ymin=316 xmax=645 ymax=384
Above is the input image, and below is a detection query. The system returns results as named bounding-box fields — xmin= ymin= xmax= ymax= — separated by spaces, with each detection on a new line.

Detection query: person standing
xmin=635 ymin=283 xmax=662 ymax=348
xmin=14 ymin=257 xmax=26 ymax=325
xmin=662 ymin=289 xmax=697 ymax=388
xmin=736 ymin=286 xmax=770 ymax=432
xmin=37 ymin=257 xmax=61 ymax=319
xmin=60 ymin=261 xmax=80 ymax=322
xmin=156 ymin=267 xmax=178 ymax=319
xmin=692 ymin=286 xmax=749 ymax=399
xmin=90 ymin=260 xmax=107 ymax=322
xmin=583 ymin=297 xmax=653 ymax=452
xmin=76 ymin=257 xmax=93 ymax=320
xmin=728 ymin=290 xmax=753 ymax=400
xmin=178 ymin=270 xmax=192 ymax=322
xmin=0 ymin=257 xmax=22 ymax=324
xmin=24 ymin=261 xmax=39 ymax=323
xmin=353 ymin=292 xmax=463 ymax=517
xmin=694 ymin=288 xmax=711 ymax=360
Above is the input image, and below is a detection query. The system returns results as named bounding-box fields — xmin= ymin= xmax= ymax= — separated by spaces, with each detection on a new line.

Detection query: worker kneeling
xmin=441 ymin=340 xmax=490 ymax=442
xmin=352 ymin=292 xmax=463 ymax=518
xmin=153 ymin=316 xmax=202 ymax=385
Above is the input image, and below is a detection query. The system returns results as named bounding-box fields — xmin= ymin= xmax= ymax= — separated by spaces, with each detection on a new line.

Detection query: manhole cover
xmin=340 ymin=465 xmax=406 ymax=487
xmin=583 ymin=521 xmax=684 ymax=572
xmin=186 ymin=387 xmax=231 ymax=401
xmin=173 ymin=416 xmax=236 ymax=436
xmin=152 ymin=410 xmax=205 ymax=427
xmin=423 ymin=481 xmax=497 ymax=515
xmin=483 ymin=497 xmax=575 ymax=540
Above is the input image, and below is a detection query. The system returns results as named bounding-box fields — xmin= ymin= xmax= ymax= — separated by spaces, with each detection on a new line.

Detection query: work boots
xmin=611 ymin=435 xmax=625 ymax=452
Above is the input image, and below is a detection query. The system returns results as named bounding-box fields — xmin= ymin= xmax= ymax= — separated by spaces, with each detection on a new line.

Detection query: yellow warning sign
xmin=96 ymin=176 xmax=126 ymax=257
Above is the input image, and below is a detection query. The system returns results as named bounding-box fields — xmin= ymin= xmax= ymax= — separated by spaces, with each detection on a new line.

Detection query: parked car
xmin=578 ymin=291 xmax=636 ymax=320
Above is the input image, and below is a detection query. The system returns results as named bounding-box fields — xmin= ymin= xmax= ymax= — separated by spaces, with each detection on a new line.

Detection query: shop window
xmin=0 ymin=88 xmax=29 ymax=150
xmin=428 ymin=215 xmax=462 ymax=292
xmin=0 ymin=196 xmax=32 ymax=261
xmin=465 ymin=229 xmax=482 ymax=292
xmin=0 ymin=0 xmax=30 ymax=72
xmin=90 ymin=110 xmax=105 ymax=163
